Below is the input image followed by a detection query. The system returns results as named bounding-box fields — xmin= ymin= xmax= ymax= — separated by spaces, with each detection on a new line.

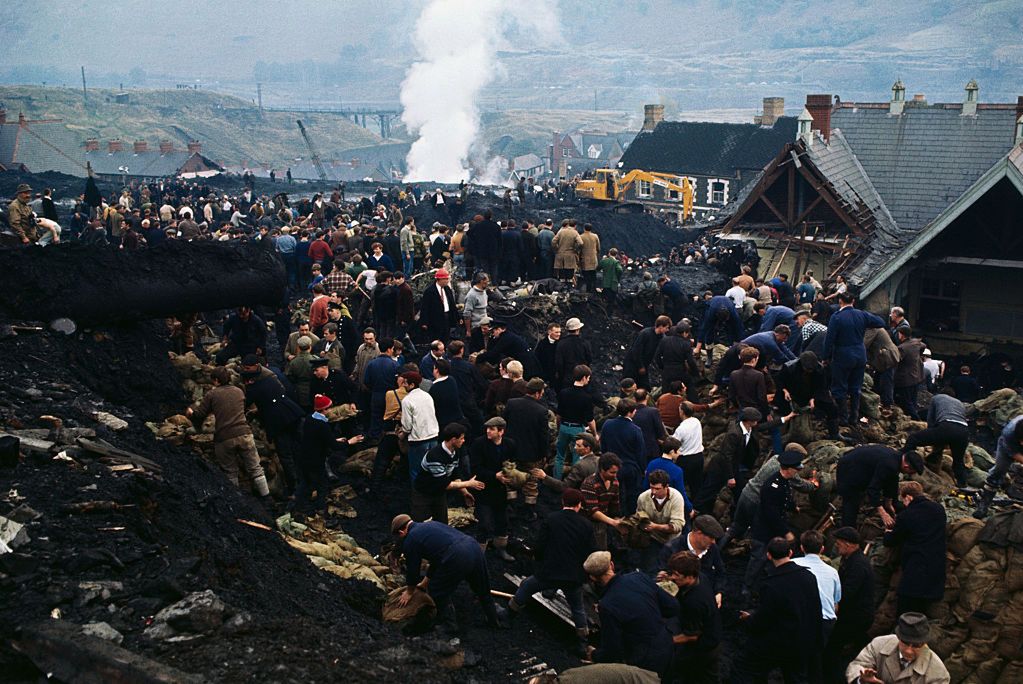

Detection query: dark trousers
xmin=294 ymin=453 xmax=328 ymax=515
xmin=838 ymin=488 xmax=864 ymax=527
xmin=475 ymin=499 xmax=509 ymax=542
xmin=672 ymin=645 xmax=720 ymax=684
xmin=895 ymin=383 xmax=921 ymax=420
xmin=273 ymin=429 xmax=300 ymax=495
xmin=369 ymin=391 xmax=387 ymax=439
xmin=369 ymin=432 xmax=400 ymax=488
xmin=411 ymin=488 xmax=448 ymax=524
xmin=877 ymin=367 xmax=895 ymax=407
xmin=620 ymin=463 xmax=643 ymax=515
xmin=580 ymin=269 xmax=597 ymax=292
xmin=736 ymin=644 xmax=809 ymax=684
xmin=512 ymin=576 xmax=587 ymax=629
xmin=427 ymin=539 xmax=498 ymax=623
xmin=678 ymin=452 xmax=704 ymax=501
xmin=824 ymin=616 xmax=871 ymax=683
xmin=905 ymin=420 xmax=970 ymax=485
xmin=896 ymin=594 xmax=933 ymax=618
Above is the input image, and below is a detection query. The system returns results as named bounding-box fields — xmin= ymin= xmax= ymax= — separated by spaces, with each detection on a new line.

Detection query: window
xmin=637 ymin=179 xmax=652 ymax=198
xmin=710 ymin=179 xmax=729 ymax=204
xmin=667 ymin=176 xmax=696 ymax=201
xmin=918 ymin=276 xmax=961 ymax=333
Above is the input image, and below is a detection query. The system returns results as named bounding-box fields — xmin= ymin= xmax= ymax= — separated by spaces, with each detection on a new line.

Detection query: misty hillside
xmin=3 ymin=0 xmax=1020 ymax=112
xmin=0 ymin=86 xmax=382 ymax=167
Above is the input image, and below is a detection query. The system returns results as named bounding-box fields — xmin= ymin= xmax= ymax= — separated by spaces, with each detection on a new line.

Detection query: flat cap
xmin=484 ymin=416 xmax=507 ymax=428
xmin=833 ymin=526 xmax=861 ymax=545
xmin=738 ymin=407 xmax=762 ymax=422
xmin=693 ymin=514 xmax=725 ymax=540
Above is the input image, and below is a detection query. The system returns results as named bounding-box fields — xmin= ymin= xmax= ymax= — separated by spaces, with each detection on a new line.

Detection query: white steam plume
xmin=400 ymin=0 xmax=558 ymax=184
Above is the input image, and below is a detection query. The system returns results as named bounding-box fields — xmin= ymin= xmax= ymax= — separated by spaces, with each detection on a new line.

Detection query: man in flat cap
xmin=825 ymin=526 xmax=877 ymax=678
xmin=9 ymin=183 xmax=38 ymax=244
xmin=848 ymin=613 xmax=949 ymax=684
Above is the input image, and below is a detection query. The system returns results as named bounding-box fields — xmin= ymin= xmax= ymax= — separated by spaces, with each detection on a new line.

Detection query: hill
xmin=0 ymin=86 xmax=385 ymax=167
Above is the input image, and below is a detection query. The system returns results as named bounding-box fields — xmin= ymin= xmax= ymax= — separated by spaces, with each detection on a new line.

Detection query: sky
xmin=2 ymin=0 xmax=1021 ymax=109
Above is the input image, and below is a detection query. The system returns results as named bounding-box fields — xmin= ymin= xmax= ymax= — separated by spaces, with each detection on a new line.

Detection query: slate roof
xmin=511 ymin=153 xmax=544 ymax=171
xmin=830 ymin=104 xmax=1018 ymax=232
xmin=619 ymin=117 xmax=798 ymax=177
xmin=83 ymin=150 xmax=221 ymax=177
xmin=0 ymin=122 xmax=89 ymax=177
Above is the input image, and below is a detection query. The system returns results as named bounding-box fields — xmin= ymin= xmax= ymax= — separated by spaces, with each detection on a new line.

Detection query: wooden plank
xmin=13 ymin=620 xmax=207 ymax=684
xmin=786 ymin=163 xmax=796 ymax=226
xmin=504 ymin=573 xmax=578 ymax=628
xmin=794 ymin=195 xmax=824 ymax=225
xmin=759 ymin=194 xmax=788 ymax=226
xmin=0 ymin=431 xmax=55 ymax=456
xmin=76 ymin=438 xmax=163 ymax=473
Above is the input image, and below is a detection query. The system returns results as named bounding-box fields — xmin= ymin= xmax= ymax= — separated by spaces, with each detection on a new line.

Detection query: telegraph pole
xmin=81 ymin=66 xmax=88 ymax=106
xmin=257 ymin=83 xmax=263 ymax=117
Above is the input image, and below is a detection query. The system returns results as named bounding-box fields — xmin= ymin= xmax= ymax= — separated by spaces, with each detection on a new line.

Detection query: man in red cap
xmin=418 ymin=268 xmax=458 ymax=344
xmin=295 ymin=394 xmax=360 ymax=517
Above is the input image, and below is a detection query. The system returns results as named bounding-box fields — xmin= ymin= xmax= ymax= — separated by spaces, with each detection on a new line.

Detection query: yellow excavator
xmin=574 ymin=169 xmax=694 ymax=219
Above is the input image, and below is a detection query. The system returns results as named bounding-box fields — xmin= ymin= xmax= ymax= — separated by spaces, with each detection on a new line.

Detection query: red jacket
xmin=309 ymin=295 xmax=329 ymax=329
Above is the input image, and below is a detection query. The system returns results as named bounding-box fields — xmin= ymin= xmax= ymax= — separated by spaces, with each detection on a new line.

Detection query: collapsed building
xmin=700 ymin=82 xmax=1023 ymax=353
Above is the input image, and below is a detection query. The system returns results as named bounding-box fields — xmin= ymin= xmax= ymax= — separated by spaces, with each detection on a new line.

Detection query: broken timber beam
xmin=0 ymin=431 xmax=55 ymax=456
xmin=13 ymin=620 xmax=207 ymax=684
xmin=76 ymin=438 xmax=163 ymax=473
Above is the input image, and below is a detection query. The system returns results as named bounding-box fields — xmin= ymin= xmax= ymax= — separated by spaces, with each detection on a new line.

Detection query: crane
xmin=296 ymin=119 xmax=328 ymax=182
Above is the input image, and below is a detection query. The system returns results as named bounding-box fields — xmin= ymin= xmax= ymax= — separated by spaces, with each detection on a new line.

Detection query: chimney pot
xmin=18 ymin=112 xmax=27 ymax=125
xmin=133 ymin=140 xmax=148 ymax=153
xmin=912 ymin=93 xmax=926 ymax=103
xmin=641 ymin=104 xmax=665 ymax=132
xmin=108 ymin=139 xmax=124 ymax=153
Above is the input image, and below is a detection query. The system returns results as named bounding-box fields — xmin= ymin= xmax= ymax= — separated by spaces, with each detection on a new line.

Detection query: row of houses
xmin=616 ymin=83 xmax=1023 ymax=349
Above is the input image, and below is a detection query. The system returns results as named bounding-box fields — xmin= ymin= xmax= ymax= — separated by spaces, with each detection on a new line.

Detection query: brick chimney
xmin=1015 ymin=96 xmax=1023 ymax=124
xmin=641 ymin=104 xmax=665 ymax=132
xmin=108 ymin=139 xmax=124 ymax=153
xmin=18 ymin=112 xmax=26 ymax=125
xmin=804 ymin=94 xmax=832 ymax=142
xmin=0 ymin=109 xmax=6 ymax=124
xmin=912 ymin=93 xmax=927 ymax=104
xmin=159 ymin=140 xmax=174 ymax=153
xmin=761 ymin=97 xmax=785 ymax=126
xmin=84 ymin=138 xmax=99 ymax=152
xmin=187 ymin=140 xmax=201 ymax=154
xmin=133 ymin=140 xmax=148 ymax=153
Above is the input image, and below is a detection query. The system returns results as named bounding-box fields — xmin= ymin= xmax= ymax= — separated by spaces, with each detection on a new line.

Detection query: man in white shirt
xmin=726 ymin=278 xmax=747 ymax=310
xmin=672 ymin=402 xmax=705 ymax=497
xmin=794 ymin=529 xmax=841 ymax=682
xmin=400 ymin=371 xmax=440 ymax=482
xmin=922 ymin=349 xmax=944 ymax=391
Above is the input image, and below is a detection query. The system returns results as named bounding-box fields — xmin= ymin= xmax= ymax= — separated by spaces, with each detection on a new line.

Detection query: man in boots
xmin=774 ymin=350 xmax=847 ymax=442
xmin=188 ymin=367 xmax=270 ymax=502
xmin=509 ymin=489 xmax=595 ymax=655
xmin=469 ymin=417 xmax=517 ymax=562
xmin=392 ymin=514 xmax=509 ymax=632
xmin=974 ymin=415 xmax=1023 ymax=518
xmin=822 ymin=291 xmax=886 ymax=428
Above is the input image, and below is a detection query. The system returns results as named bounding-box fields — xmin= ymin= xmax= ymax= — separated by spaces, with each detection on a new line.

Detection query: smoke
xmin=400 ymin=0 xmax=559 ymax=184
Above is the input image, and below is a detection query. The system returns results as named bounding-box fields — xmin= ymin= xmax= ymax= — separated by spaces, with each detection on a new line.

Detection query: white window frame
xmin=709 ymin=178 xmax=730 ymax=205
xmin=667 ymin=176 xmax=697 ymax=202
xmin=637 ymin=179 xmax=653 ymax=198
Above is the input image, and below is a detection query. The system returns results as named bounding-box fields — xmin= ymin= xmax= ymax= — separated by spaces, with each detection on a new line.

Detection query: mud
xmin=0 ymin=240 xmax=287 ymax=323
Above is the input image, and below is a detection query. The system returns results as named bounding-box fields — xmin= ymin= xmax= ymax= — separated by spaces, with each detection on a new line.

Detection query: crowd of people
xmin=8 ymin=176 xmax=1023 ymax=684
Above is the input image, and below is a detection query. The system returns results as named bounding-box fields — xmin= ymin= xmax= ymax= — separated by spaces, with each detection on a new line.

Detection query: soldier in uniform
xmin=743 ymin=449 xmax=803 ymax=601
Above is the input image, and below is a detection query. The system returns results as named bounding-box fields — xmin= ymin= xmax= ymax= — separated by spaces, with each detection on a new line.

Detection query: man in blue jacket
xmin=694 ymin=295 xmax=744 ymax=359
xmin=600 ymin=398 xmax=647 ymax=515
xmin=822 ymin=291 xmax=886 ymax=427
xmin=392 ymin=515 xmax=508 ymax=632
xmin=583 ymin=550 xmax=678 ymax=678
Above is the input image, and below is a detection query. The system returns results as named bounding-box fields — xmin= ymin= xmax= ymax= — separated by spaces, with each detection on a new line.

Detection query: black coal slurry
xmin=404 ymin=194 xmax=694 ymax=259
xmin=0 ymin=240 xmax=287 ymax=323
xmin=0 ymin=323 xmax=460 ymax=683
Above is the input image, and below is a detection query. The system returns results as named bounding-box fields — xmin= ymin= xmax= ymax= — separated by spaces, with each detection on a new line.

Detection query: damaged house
xmin=83 ymin=139 xmax=223 ymax=180
xmin=617 ymin=101 xmax=797 ymax=222
xmin=549 ymin=129 xmax=631 ymax=178
xmin=709 ymin=82 xmax=1023 ymax=351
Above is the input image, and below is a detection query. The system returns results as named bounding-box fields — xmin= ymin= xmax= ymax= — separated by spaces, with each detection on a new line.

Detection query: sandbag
xmin=971 ymin=388 xmax=1023 ymax=431
xmin=618 ymin=511 xmax=653 ymax=549
xmin=382 ymin=586 xmax=436 ymax=623
xmin=947 ymin=518 xmax=985 ymax=558
xmin=501 ymin=461 xmax=530 ymax=489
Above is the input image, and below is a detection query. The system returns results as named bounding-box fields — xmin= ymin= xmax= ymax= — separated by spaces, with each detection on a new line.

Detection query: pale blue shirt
xmin=794 ymin=553 xmax=842 ymax=620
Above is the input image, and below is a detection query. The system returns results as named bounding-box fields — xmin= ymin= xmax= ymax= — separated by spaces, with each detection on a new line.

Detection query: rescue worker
xmin=469 ymin=417 xmax=517 ymax=561
xmin=824 ymin=527 xmax=876 ymax=679
xmin=8 ymin=183 xmax=38 ymax=244
xmin=583 ymin=550 xmax=678 ymax=678
xmin=665 ymin=551 xmax=722 ymax=684
xmin=187 ymin=366 xmax=269 ymax=500
xmin=973 ymin=414 xmax=1023 ymax=518
xmin=903 ymin=391 xmax=970 ymax=486
xmin=623 ymin=316 xmax=671 ymax=390
xmin=822 ymin=291 xmax=886 ymax=426
xmin=743 ymin=449 xmax=804 ymax=599
xmin=509 ymin=489 xmax=595 ymax=655
xmin=884 ymin=482 xmax=947 ymax=617
xmin=836 ymin=444 xmax=924 ymax=527
xmin=391 ymin=514 xmax=509 ymax=632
